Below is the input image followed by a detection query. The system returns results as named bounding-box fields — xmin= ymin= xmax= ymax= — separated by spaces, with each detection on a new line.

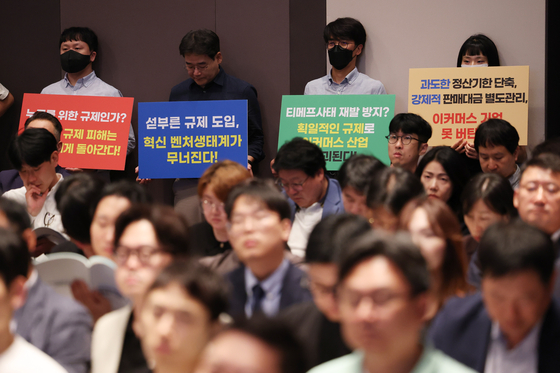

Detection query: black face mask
xmin=60 ymin=50 xmax=91 ymax=73
xmin=328 ymin=45 xmax=354 ymax=70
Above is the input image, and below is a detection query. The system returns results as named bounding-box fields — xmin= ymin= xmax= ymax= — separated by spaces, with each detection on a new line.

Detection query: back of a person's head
xmin=323 ymin=17 xmax=366 ymax=47
xmin=523 ymin=152 xmax=560 ymax=175
xmin=8 ymin=128 xmax=58 ymax=170
xmin=457 ymin=34 xmax=500 ymax=67
xmin=225 ymin=178 xmax=291 ymax=221
xmin=179 ymin=29 xmax=220 ymax=58
xmin=197 ymin=160 xmax=252 ymax=202
xmin=55 ymin=173 xmax=106 ymax=244
xmin=273 ymin=137 xmax=326 ymax=176
xmin=338 ymin=154 xmax=386 ymax=193
xmin=474 ymin=118 xmax=519 ymax=154
xmin=0 ymin=198 xmax=31 ymax=237
xmin=338 ymin=230 xmax=430 ymax=296
xmin=101 ymin=180 xmax=152 ymax=205
xmin=388 ymin=113 xmax=432 ymax=144
xmin=462 ymin=173 xmax=517 ymax=218
xmin=367 ymin=167 xmax=425 ymax=215
xmin=306 ymin=214 xmax=371 ymax=264
xmin=479 ymin=219 xmax=555 ymax=284
xmin=531 ymin=138 xmax=560 ymax=159
xmin=24 ymin=112 xmax=63 ymax=142
xmin=60 ymin=26 xmax=98 ymax=52
xmin=114 ymin=204 xmax=190 ymax=258
xmin=0 ymin=227 xmax=31 ymax=286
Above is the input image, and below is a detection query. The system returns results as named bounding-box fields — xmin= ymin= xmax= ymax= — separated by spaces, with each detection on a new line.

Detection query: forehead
xmin=184 ymin=53 xmax=214 ymax=64
xmin=21 ymin=160 xmax=50 ymax=170
xmin=521 ymin=166 xmax=560 ymax=184
xmin=232 ymin=195 xmax=271 ymax=214
xmin=482 ymin=270 xmax=547 ymax=294
xmin=60 ymin=39 xmax=89 ymax=48
xmin=277 ymin=169 xmax=307 ymax=180
xmin=146 ymin=282 xmax=206 ymax=313
xmin=342 ymin=256 xmax=410 ymax=292
xmin=478 ymin=144 xmax=511 ymax=155
xmin=119 ymin=219 xmax=158 ymax=246
xmin=96 ymin=196 xmax=130 ymax=216
xmin=390 ymin=130 xmax=416 ymax=136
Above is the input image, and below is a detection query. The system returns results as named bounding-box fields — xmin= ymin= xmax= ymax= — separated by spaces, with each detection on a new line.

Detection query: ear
xmin=280 ymin=218 xmax=292 ymax=242
xmin=316 ymin=168 xmax=325 ymax=180
xmin=353 ymin=44 xmax=363 ymax=57
xmin=513 ymin=188 xmax=519 ymax=209
xmin=22 ymin=228 xmax=37 ymax=253
xmin=513 ymin=146 xmax=520 ymax=162
xmin=9 ymin=276 xmax=27 ymax=310
xmin=51 ymin=150 xmax=59 ymax=166
xmin=414 ymin=293 xmax=434 ymax=322
xmin=57 ymin=141 xmax=62 ymax=153
xmin=214 ymin=52 xmax=223 ymax=65
xmin=419 ymin=142 xmax=429 ymax=156
xmin=90 ymin=50 xmax=97 ymax=63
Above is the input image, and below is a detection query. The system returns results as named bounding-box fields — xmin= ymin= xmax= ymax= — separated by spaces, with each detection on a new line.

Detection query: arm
xmin=244 ymin=85 xmax=265 ymax=164
xmin=0 ymin=91 xmax=14 ymax=118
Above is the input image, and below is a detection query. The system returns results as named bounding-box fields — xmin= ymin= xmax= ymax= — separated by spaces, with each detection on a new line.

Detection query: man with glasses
xmin=304 ymin=17 xmax=386 ymax=95
xmin=386 ymin=113 xmax=432 ymax=173
xmin=273 ymin=138 xmax=344 ymax=258
xmin=169 ymin=29 xmax=264 ymax=226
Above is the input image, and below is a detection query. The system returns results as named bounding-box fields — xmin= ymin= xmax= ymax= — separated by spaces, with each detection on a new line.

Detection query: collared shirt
xmin=288 ymin=202 xmax=323 ymax=258
xmin=509 ymin=165 xmax=521 ymax=190
xmin=41 ymin=71 xmax=136 ymax=154
xmin=304 ymin=67 xmax=386 ymax=95
xmin=484 ymin=320 xmax=542 ymax=373
xmin=244 ymin=259 xmax=290 ymax=318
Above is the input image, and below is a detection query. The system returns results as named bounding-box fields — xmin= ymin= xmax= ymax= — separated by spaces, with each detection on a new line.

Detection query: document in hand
xmin=33 ymin=252 xmax=128 ymax=310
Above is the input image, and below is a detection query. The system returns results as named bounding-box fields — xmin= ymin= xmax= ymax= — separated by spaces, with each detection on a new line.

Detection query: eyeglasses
xmin=385 ymin=134 xmax=420 ymax=145
xmin=338 ymin=289 xmax=410 ymax=310
xmin=201 ymin=198 xmax=225 ymax=212
xmin=185 ymin=64 xmax=209 ymax=72
xmin=276 ymin=176 xmax=309 ymax=191
xmin=519 ymin=182 xmax=560 ymax=196
xmin=44 ymin=212 xmax=55 ymax=227
xmin=114 ymin=245 xmax=163 ymax=266
xmin=327 ymin=40 xmax=353 ymax=50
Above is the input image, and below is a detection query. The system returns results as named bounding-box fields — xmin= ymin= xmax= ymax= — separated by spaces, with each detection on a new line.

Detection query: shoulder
xmin=354 ymin=72 xmax=386 ymax=94
xmin=308 ymin=351 xmax=363 ymax=373
xmin=41 ymin=80 xmax=65 ymax=94
xmin=278 ymin=301 xmax=318 ymax=325
xmin=0 ymin=336 xmax=68 ymax=373
xmin=428 ymin=293 xmax=487 ymax=340
xmin=2 ymin=185 xmax=27 ymax=202
xmin=92 ymin=77 xmax=122 ymax=97
xmin=95 ymin=304 xmax=131 ymax=330
xmin=425 ymin=348 xmax=479 ymax=373
xmin=169 ymin=79 xmax=193 ymax=100
xmin=304 ymin=76 xmax=328 ymax=95
xmin=222 ymin=72 xmax=258 ymax=97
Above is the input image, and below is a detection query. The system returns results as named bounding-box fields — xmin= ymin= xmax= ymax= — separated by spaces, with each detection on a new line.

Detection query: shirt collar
xmin=244 ymin=259 xmax=290 ymax=299
xmin=63 ymin=70 xmax=97 ymax=89
xmin=508 ymin=164 xmax=521 ymax=186
xmin=327 ymin=67 xmax=359 ymax=86
xmin=491 ymin=319 xmax=543 ymax=349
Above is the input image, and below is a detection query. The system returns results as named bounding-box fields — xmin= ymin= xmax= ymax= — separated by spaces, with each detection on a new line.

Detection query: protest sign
xmin=408 ymin=66 xmax=529 ymax=146
xmin=278 ymin=95 xmax=395 ymax=171
xmin=19 ymin=93 xmax=133 ymax=170
xmin=138 ymin=100 xmax=248 ymax=179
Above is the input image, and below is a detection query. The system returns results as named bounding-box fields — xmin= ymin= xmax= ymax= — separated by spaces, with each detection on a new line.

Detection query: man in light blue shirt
xmin=41 ymin=27 xmax=135 ymax=155
xmin=304 ymin=18 xmax=386 ymax=96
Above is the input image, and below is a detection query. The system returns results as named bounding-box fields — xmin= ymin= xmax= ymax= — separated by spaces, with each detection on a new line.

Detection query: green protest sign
xmin=278 ymin=95 xmax=395 ymax=171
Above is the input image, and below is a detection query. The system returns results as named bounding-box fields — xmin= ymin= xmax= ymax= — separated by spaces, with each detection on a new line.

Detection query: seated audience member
xmin=0 ymin=112 xmax=70 ymax=193
xmin=196 ymin=317 xmax=307 ymax=373
xmin=429 ymin=220 xmax=560 ymax=373
xmin=309 ymin=230 xmax=475 ymax=373
xmin=416 ymin=146 xmax=471 ymax=222
xmin=461 ymin=173 xmax=516 ymax=284
xmin=0 ymin=228 xmax=68 ymax=373
xmin=386 ymin=113 xmax=432 ymax=173
xmin=400 ymin=198 xmax=470 ymax=315
xmin=91 ymin=204 xmax=190 ymax=373
xmin=280 ymin=214 xmax=370 ymax=368
xmin=273 ymin=138 xmax=344 ymax=257
xmin=191 ymin=160 xmax=251 ymax=257
xmin=41 ymin=27 xmax=135 ymax=155
xmin=224 ymin=179 xmax=312 ymax=319
xmin=0 ymin=197 xmax=92 ymax=373
xmin=474 ymin=119 xmax=521 ymax=188
xmin=136 ymin=260 xmax=228 ymax=373
xmin=304 ymin=17 xmax=386 ymax=95
xmin=0 ymin=82 xmax=14 ymax=117
xmin=531 ymin=138 xmax=560 ymax=158
xmin=366 ymin=167 xmax=425 ymax=232
xmin=4 ymin=129 xmax=65 ymax=235
xmin=337 ymin=154 xmax=386 ymax=218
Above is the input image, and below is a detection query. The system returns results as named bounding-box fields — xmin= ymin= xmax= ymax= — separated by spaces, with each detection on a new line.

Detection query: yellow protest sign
xmin=408 ymin=66 xmax=529 ymax=146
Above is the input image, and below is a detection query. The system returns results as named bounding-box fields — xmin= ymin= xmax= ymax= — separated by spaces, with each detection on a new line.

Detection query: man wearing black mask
xmin=304 ymin=18 xmax=386 ymax=95
xmin=41 ymin=27 xmax=135 ymax=156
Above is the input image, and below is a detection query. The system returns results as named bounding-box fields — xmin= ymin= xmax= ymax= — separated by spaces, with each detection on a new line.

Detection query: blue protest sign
xmin=138 ymin=100 xmax=248 ymax=178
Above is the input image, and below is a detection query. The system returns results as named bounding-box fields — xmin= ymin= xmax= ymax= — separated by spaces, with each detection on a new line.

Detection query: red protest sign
xmin=19 ymin=93 xmax=134 ymax=170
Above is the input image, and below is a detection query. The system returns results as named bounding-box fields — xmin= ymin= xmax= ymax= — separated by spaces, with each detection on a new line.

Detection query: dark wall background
xmin=0 ymin=0 xmax=325 ymax=203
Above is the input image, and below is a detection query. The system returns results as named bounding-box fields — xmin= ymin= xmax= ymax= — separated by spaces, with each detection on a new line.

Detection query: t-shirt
xmin=0 ymin=335 xmax=68 ymax=373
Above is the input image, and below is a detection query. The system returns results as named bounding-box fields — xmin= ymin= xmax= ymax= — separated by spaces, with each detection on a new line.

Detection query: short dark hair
xmin=367 ymin=167 xmax=425 ymax=215
xmin=523 ymin=153 xmax=560 ymax=175
xmin=273 ymin=137 xmax=326 ymax=176
xmin=114 ymin=204 xmax=190 ymax=258
xmin=457 ymin=34 xmax=500 ymax=67
xmin=228 ymin=317 xmax=307 ymax=373
xmin=101 ymin=180 xmax=152 ymax=204
xmin=0 ymin=197 xmax=31 ymax=237
xmin=225 ymin=178 xmax=291 ymax=221
xmin=24 ymin=112 xmax=63 ymax=142
xmin=55 ymin=173 xmax=106 ymax=244
xmin=148 ymin=259 xmax=228 ymax=321
xmin=531 ymin=138 xmax=560 ymax=159
xmin=60 ymin=27 xmax=98 ymax=53
xmin=415 ymin=146 xmax=471 ymax=215
xmin=0 ymin=227 xmax=30 ymax=287
xmin=479 ymin=219 xmax=555 ymax=284
xmin=462 ymin=173 xmax=517 ymax=218
xmin=179 ymin=29 xmax=220 ymax=59
xmin=338 ymin=154 xmax=386 ymax=194
xmin=306 ymin=214 xmax=371 ymax=264
xmin=323 ymin=17 xmax=366 ymax=47
xmin=8 ymin=128 xmax=58 ymax=170
xmin=338 ymin=230 xmax=430 ymax=296
xmin=474 ymin=119 xmax=519 ymax=154
xmin=389 ymin=113 xmax=432 ymax=144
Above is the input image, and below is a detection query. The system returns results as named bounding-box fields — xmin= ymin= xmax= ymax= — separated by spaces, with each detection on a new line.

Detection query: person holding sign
xmin=304 ymin=18 xmax=386 ymax=95
xmin=386 ymin=113 xmax=432 ymax=173
xmin=169 ymin=29 xmax=264 ymax=226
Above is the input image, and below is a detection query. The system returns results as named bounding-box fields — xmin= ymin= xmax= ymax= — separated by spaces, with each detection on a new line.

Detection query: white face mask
xmin=461 ymin=64 xmax=489 ymax=68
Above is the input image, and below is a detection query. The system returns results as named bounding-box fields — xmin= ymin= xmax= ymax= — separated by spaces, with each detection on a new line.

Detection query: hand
xmin=451 ymin=139 xmax=467 ymax=154
xmin=71 ymin=280 xmax=112 ymax=323
xmin=247 ymin=156 xmax=255 ymax=177
xmin=25 ymin=185 xmax=48 ymax=217
xmin=464 ymin=142 xmax=478 ymax=159
xmin=135 ymin=166 xmax=152 ymax=185
xmin=270 ymin=158 xmax=278 ymax=178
